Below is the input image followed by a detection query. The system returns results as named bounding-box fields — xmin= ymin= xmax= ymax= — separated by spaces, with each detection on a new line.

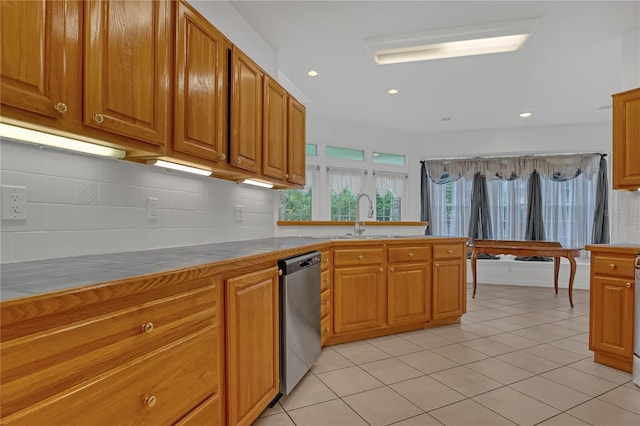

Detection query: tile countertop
xmin=0 ymin=237 xmax=327 ymax=302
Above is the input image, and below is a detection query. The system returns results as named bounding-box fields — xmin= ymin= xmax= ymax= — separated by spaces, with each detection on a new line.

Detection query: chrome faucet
xmin=355 ymin=193 xmax=374 ymax=237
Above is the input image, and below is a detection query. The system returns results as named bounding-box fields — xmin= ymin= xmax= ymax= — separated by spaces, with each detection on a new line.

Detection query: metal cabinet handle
xmin=92 ymin=113 xmax=104 ymax=123
xmin=54 ymin=102 xmax=68 ymax=113
xmin=608 ymin=263 xmax=616 ymax=269
xmin=141 ymin=322 xmax=154 ymax=333
xmin=144 ymin=395 xmax=157 ymax=408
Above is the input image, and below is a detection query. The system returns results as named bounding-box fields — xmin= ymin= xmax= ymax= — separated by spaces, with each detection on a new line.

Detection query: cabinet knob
xmin=92 ymin=113 xmax=104 ymax=123
xmin=626 ymin=282 xmax=632 ymax=288
xmin=608 ymin=263 xmax=616 ymax=269
xmin=235 ymin=157 xmax=241 ymax=165
xmin=323 ymin=277 xmax=329 ymax=282
xmin=278 ymin=269 xmax=283 ymax=276
xmin=324 ymin=327 xmax=330 ymax=333
xmin=144 ymin=395 xmax=157 ymax=408
xmin=390 ymin=267 xmax=395 ymax=272
xmin=285 ymin=173 xmax=289 ymax=178
xmin=219 ymin=153 xmax=226 ymax=160
xmin=141 ymin=322 xmax=154 ymax=333
xmin=358 ymin=255 xmax=364 ymax=260
xmin=409 ymin=252 xmax=414 ymax=257
xmin=54 ymin=102 xmax=68 ymax=113
xmin=324 ymin=300 xmax=330 ymax=305
xmin=379 ymin=267 xmax=383 ymax=272
xmin=323 ymin=258 xmax=328 ymax=263
xmin=447 ymin=249 xmax=453 ymax=254
xmin=435 ymin=263 xmax=440 ymax=267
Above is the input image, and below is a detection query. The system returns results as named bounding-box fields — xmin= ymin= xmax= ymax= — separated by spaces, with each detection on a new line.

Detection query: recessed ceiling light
xmin=441 ymin=117 xmax=452 ymax=121
xmin=306 ymin=70 xmax=319 ymax=77
xmin=387 ymin=89 xmax=399 ymax=95
xmin=519 ymin=112 xmax=533 ymax=118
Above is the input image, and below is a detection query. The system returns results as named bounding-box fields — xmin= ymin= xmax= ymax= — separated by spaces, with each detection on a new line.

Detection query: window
xmin=486 ymin=178 xmax=527 ymax=240
xmin=375 ymin=172 xmax=404 ymax=221
xmin=373 ymin=152 xmax=405 ymax=166
xmin=306 ymin=144 xmax=317 ymax=156
xmin=328 ymin=168 xmax=363 ymax=221
xmin=326 ymin=146 xmax=364 ymax=161
xmin=278 ymin=166 xmax=314 ymax=221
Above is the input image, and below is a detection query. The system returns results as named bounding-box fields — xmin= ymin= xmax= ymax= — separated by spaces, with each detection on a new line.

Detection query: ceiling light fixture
xmin=365 ymin=18 xmax=539 ymax=65
xmin=240 ymin=179 xmax=274 ymax=189
xmin=519 ymin=112 xmax=533 ymax=118
xmin=306 ymin=70 xmax=319 ymax=77
xmin=387 ymin=89 xmax=399 ymax=95
xmin=150 ymin=160 xmax=212 ymax=176
xmin=0 ymin=122 xmax=126 ymax=158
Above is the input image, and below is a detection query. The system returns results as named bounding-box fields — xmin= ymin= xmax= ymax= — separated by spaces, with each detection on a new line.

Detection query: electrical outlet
xmin=234 ymin=205 xmax=243 ymax=223
xmin=147 ymin=197 xmax=159 ymax=220
xmin=2 ymin=185 xmax=27 ymax=220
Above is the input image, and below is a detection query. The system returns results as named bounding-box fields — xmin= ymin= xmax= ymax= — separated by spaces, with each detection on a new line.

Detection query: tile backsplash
xmin=0 ymin=138 xmax=275 ymax=263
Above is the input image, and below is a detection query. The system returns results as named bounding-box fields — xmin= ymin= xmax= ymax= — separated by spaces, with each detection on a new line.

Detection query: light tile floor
xmin=255 ymin=284 xmax=639 ymax=426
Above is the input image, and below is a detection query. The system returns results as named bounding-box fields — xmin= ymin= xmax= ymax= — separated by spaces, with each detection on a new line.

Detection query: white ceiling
xmin=229 ymin=1 xmax=639 ymax=135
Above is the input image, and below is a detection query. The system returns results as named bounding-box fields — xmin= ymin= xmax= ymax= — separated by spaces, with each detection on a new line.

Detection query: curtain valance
xmin=423 ymin=153 xmax=602 ymax=183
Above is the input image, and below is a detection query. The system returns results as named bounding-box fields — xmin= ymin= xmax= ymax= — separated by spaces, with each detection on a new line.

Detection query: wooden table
xmin=470 ymin=239 xmax=582 ymax=307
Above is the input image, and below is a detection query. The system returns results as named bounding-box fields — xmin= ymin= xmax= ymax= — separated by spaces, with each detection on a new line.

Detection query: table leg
xmin=553 ymin=256 xmax=560 ymax=294
xmin=471 ymin=251 xmax=478 ymax=298
xmin=567 ymin=254 xmax=576 ymax=308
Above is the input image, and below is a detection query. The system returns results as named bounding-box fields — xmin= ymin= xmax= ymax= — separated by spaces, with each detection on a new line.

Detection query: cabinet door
xmin=173 ymin=0 xmax=229 ymax=164
xmin=287 ymin=96 xmax=306 ymax=186
xmin=226 ymin=267 xmax=279 ymax=426
xmin=84 ymin=0 xmax=170 ymax=150
xmin=0 ymin=0 xmax=80 ymax=119
xmin=432 ymin=259 xmax=464 ymax=320
xmin=590 ymin=276 xmax=634 ymax=359
xmin=231 ymin=47 xmax=262 ymax=174
xmin=388 ymin=263 xmax=430 ymax=325
xmin=262 ymin=75 xmax=288 ymax=180
xmin=334 ymin=266 xmax=385 ymax=334
xmin=612 ymin=88 xmax=640 ymax=189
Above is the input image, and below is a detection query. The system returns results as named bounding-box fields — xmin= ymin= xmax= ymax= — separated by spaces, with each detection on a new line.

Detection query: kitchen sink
xmin=307 ymin=235 xmax=419 ymax=240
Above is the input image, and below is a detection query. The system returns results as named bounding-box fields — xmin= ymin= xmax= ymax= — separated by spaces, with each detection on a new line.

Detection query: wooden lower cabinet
xmin=432 ymin=259 xmax=465 ymax=320
xmin=175 ymin=394 xmax=221 ymax=426
xmin=225 ymin=266 xmax=279 ymax=426
xmin=387 ymin=262 xmax=431 ymax=325
xmin=334 ymin=265 xmax=386 ymax=334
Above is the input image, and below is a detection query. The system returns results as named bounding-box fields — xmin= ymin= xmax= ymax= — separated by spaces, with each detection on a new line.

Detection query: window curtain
xmin=525 ymin=170 xmax=545 ymax=241
xmin=420 ymin=162 xmax=432 ymax=235
xmin=592 ymin=155 xmax=610 ymax=244
xmin=486 ymin=178 xmax=528 ymax=240
xmin=374 ymin=171 xmax=404 ymax=196
xmin=327 ymin=167 xmax=363 ymax=194
xmin=468 ymin=173 xmax=493 ymax=243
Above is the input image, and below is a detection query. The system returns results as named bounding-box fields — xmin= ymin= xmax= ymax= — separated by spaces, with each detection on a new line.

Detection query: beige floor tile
xmin=509 ymin=376 xmax=592 ymax=411
xmin=568 ymin=332 xmax=590 ymax=344
xmin=431 ymin=343 xmax=490 ymax=364
xmin=332 ymin=342 xmax=391 ymax=364
xmin=546 ymin=337 xmax=593 ymax=357
xmin=487 ymin=332 xmax=540 ymax=349
xmin=359 ymin=357 xmax=424 ymax=384
xmin=430 ymin=365 xmax=503 ymax=397
xmin=287 ymin=399 xmax=368 ymax=426
xmin=481 ymin=318 xmax=527 ymax=332
xmin=390 ymin=375 xmax=466 ymax=411
xmin=510 ymin=327 xmax=564 ymax=343
xmin=368 ymin=336 xmax=425 ymax=356
xmin=401 ymin=330 xmax=453 ymax=349
xmin=429 ymin=398 xmax=516 ymax=426
xmin=310 ymin=348 xmax=354 ymax=374
xmin=542 ymin=366 xmax=620 ymax=396
xmin=451 ymin=322 xmax=503 ymax=337
xmin=460 ymin=310 xmax=500 ymax=322
xmin=568 ymin=398 xmax=640 ymax=426
xmin=532 ymin=323 xmax=585 ymax=338
xmin=389 ymin=412 xmax=442 ymax=425
xmin=253 ymin=412 xmax=295 ymax=425
xmin=343 ymin=387 xmax=423 ymax=426
xmin=397 ymin=349 xmax=458 ymax=374
xmin=279 ymin=374 xmax=338 ymax=411
xmin=460 ymin=337 xmax=517 ymax=356
xmin=259 ymin=402 xmax=284 ymax=418
xmin=473 ymin=387 xmax=560 ymax=426
xmin=536 ymin=413 xmax=592 ymax=426
xmin=524 ymin=343 xmax=588 ymax=365
xmin=496 ymin=350 xmax=563 ymax=374
xmin=428 ymin=326 xmax=481 ymax=342
xmin=567 ymin=358 xmax=633 ymax=385
xmin=598 ymin=384 xmax=640 ymax=414
xmin=465 ymin=357 xmax=534 ymax=384
xmin=316 ymin=366 xmax=383 ymax=397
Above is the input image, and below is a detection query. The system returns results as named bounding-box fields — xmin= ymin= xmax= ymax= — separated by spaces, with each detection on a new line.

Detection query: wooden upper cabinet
xmin=84 ymin=0 xmax=171 ymax=151
xmin=230 ymin=47 xmax=263 ymax=174
xmin=0 ymin=0 xmax=81 ymax=121
xmin=612 ymin=87 xmax=640 ymax=189
xmin=172 ymin=0 xmax=230 ymax=166
xmin=262 ymin=75 xmax=288 ymax=180
xmin=288 ymin=96 xmax=306 ymax=186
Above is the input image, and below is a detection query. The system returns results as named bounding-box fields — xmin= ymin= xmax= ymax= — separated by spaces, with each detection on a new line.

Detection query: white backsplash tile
xmin=0 ymin=138 xmax=276 ymax=262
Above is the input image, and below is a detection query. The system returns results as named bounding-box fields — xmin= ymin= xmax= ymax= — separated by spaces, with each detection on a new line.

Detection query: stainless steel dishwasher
xmin=277 ymin=251 xmax=322 ymax=396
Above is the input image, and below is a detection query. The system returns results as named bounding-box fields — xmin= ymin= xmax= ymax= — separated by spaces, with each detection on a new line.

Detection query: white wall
xmin=0 ymin=138 xmax=274 ymax=263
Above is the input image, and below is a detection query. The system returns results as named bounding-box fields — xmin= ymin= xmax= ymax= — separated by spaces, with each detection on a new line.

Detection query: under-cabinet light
xmin=240 ymin=179 xmax=274 ymax=189
xmin=0 ymin=123 xmax=126 ymax=158
xmin=150 ymin=160 xmax=212 ymax=176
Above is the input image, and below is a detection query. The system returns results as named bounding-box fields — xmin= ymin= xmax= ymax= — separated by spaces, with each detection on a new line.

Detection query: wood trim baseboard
xmin=277 ymin=220 xmax=427 ymax=227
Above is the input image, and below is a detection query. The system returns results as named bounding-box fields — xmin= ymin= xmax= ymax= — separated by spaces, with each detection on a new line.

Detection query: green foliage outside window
xmin=376 ymin=190 xmax=401 ymax=221
xmin=330 ymin=187 xmax=357 ymax=221
xmin=279 ymin=189 xmax=312 ymax=221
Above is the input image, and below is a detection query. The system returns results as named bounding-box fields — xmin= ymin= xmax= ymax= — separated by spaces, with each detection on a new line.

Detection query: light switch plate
xmin=147 ymin=197 xmax=159 ymax=220
xmin=234 ymin=205 xmax=244 ymax=223
xmin=2 ymin=185 xmax=27 ymax=220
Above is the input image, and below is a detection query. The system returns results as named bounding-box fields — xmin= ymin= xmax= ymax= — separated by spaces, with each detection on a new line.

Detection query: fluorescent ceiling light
xmin=366 ymin=18 xmax=538 ymax=65
xmin=0 ymin=123 xmax=126 ymax=158
xmin=241 ymin=179 xmax=274 ymax=189
xmin=151 ymin=160 xmax=212 ymax=176
xmin=519 ymin=112 xmax=533 ymax=118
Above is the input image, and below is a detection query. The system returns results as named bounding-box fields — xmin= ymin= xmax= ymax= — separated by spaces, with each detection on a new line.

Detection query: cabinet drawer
xmin=3 ymin=326 xmax=219 ymax=426
xmin=592 ymin=256 xmax=635 ymax=278
xmin=321 ymin=250 xmax=332 ymax=271
xmin=433 ymin=244 xmax=464 ymax=260
xmin=321 ymin=313 xmax=332 ymax=340
xmin=174 ymin=394 xmax=221 ymax=426
xmin=334 ymin=248 xmax=384 ymax=266
xmin=321 ymin=269 xmax=331 ymax=292
xmin=1 ymin=282 xmax=217 ymax=416
xmin=388 ymin=246 xmax=431 ymax=263
xmin=321 ymin=288 xmax=331 ymax=317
